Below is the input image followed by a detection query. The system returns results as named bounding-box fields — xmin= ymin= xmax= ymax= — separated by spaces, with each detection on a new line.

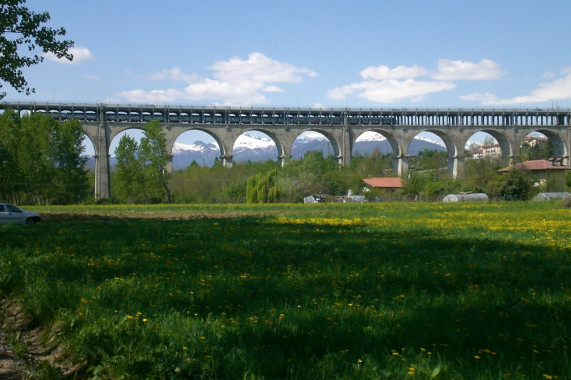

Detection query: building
xmin=469 ymin=136 xmax=549 ymax=160
xmin=469 ymin=143 xmax=501 ymax=159
xmin=498 ymin=159 xmax=570 ymax=191
xmin=363 ymin=177 xmax=405 ymax=190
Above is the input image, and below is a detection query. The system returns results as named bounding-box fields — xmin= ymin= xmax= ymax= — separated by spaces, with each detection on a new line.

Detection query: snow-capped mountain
xmin=170 ymin=132 xmax=445 ymax=169
xmin=86 ymin=132 xmax=445 ymax=169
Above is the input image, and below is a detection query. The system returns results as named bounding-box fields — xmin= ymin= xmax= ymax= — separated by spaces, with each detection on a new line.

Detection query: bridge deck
xmin=2 ymin=102 xmax=570 ymax=127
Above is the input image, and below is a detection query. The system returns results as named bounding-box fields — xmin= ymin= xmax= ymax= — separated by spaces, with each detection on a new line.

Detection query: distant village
xmin=467 ymin=136 xmax=547 ymax=159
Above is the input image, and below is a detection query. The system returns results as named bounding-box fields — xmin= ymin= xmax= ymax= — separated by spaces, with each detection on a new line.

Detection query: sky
xmin=4 ymin=0 xmax=571 ymax=153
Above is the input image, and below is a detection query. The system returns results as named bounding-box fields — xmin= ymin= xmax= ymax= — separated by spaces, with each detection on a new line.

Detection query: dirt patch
xmin=0 ymin=300 xmax=83 ymax=379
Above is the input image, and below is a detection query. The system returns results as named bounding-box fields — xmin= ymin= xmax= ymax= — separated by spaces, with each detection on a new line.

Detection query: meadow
xmin=0 ymin=202 xmax=569 ymax=379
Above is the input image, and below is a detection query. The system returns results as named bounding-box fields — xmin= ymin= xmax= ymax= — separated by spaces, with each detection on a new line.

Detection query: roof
xmin=532 ymin=192 xmax=571 ymax=201
xmin=498 ymin=159 xmax=571 ymax=172
xmin=363 ymin=177 xmax=404 ymax=188
xmin=443 ymin=193 xmax=489 ymax=202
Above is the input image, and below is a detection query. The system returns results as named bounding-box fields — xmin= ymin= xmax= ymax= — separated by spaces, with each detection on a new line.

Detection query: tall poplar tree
xmin=114 ymin=134 xmax=143 ymax=203
xmin=139 ymin=120 xmax=171 ymax=203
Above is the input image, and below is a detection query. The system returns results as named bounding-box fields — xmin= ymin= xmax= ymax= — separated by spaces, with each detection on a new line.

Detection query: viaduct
xmin=1 ymin=102 xmax=570 ymax=200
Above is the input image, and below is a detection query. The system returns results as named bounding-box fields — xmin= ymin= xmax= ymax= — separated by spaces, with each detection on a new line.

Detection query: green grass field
xmin=1 ymin=202 xmax=569 ymax=379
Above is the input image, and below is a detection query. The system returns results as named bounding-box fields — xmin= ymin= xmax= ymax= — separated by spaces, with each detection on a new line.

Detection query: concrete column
xmin=395 ymin=154 xmax=409 ymax=176
xmin=341 ymin=125 xmax=352 ymax=166
xmin=221 ymin=155 xmax=233 ymax=168
xmin=166 ymin=154 xmax=174 ymax=173
xmin=278 ymin=155 xmax=291 ymax=167
xmin=448 ymin=154 xmax=465 ymax=178
xmin=94 ymin=119 xmax=111 ymax=199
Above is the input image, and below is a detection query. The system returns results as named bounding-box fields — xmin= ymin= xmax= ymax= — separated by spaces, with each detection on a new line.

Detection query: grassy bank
xmin=1 ymin=202 xmax=569 ymax=379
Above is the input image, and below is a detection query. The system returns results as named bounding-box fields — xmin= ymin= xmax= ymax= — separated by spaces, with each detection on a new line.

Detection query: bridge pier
xmin=94 ymin=118 xmax=111 ymax=200
xmin=395 ymin=154 xmax=409 ymax=176
xmin=448 ymin=155 xmax=465 ymax=178
xmin=278 ymin=155 xmax=291 ymax=167
xmin=166 ymin=155 xmax=173 ymax=173
xmin=221 ymin=155 xmax=233 ymax=168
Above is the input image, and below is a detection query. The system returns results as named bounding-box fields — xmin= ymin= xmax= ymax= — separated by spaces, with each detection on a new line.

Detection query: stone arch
xmin=292 ymin=129 xmax=340 ymax=164
xmin=352 ymin=130 xmax=400 ymax=156
xmin=231 ymin=129 xmax=280 ymax=164
xmin=171 ymin=129 xmax=224 ymax=169
xmin=108 ymin=126 xmax=146 ymax=150
xmin=167 ymin=126 xmax=229 ymax=167
xmin=520 ymin=128 xmax=568 ymax=161
xmin=464 ymin=129 xmax=513 ymax=163
xmin=352 ymin=129 xmax=402 ymax=174
xmin=403 ymin=129 xmax=460 ymax=176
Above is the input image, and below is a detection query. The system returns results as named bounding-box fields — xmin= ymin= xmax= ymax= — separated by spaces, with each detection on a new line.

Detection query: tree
xmin=463 ymin=156 xmax=503 ymax=192
xmin=139 ymin=120 xmax=171 ymax=203
xmin=246 ymin=169 xmax=279 ymax=203
xmin=0 ymin=110 xmax=89 ymax=204
xmin=113 ymin=121 xmax=171 ymax=203
xmin=113 ymin=134 xmax=143 ymax=203
xmin=46 ymin=118 xmax=89 ymax=203
xmin=0 ymin=0 xmax=73 ymax=99
xmin=487 ymin=167 xmax=535 ymax=200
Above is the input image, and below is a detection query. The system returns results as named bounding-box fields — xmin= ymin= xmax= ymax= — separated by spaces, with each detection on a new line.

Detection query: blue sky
xmin=4 ymin=1 xmax=571 ymax=152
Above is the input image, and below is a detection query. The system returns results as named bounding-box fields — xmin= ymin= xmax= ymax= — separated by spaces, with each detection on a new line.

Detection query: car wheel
xmin=25 ymin=218 xmax=36 ymax=225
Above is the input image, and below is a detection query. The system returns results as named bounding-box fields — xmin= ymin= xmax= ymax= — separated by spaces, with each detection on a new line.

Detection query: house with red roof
xmin=363 ymin=177 xmax=405 ymax=189
xmin=498 ymin=159 xmax=570 ymax=191
xmin=362 ymin=177 xmax=405 ymax=200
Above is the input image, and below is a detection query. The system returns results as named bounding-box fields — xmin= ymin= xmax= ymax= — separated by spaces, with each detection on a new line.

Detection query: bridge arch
xmin=519 ymin=128 xmax=568 ymax=161
xmin=352 ymin=129 xmax=402 ymax=173
xmin=403 ymin=129 xmax=462 ymax=176
xmin=170 ymin=130 xmax=224 ymax=169
xmin=293 ymin=128 xmax=341 ymax=164
xmin=231 ymin=130 xmax=280 ymax=164
xmin=464 ymin=129 xmax=513 ymax=163
xmin=165 ymin=127 xmax=228 ymax=169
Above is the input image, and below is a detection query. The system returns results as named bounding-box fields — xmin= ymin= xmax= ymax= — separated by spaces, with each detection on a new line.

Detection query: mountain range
xmin=86 ymin=132 xmax=445 ymax=170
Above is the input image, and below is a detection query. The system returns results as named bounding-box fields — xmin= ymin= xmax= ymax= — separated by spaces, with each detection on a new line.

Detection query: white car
xmin=0 ymin=203 xmax=41 ymax=225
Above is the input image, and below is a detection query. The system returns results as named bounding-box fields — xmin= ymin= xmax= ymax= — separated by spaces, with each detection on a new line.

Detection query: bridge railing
xmin=1 ymin=101 xmax=570 ymax=127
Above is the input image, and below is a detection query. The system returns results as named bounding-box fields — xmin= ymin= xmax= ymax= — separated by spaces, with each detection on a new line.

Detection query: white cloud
xmin=329 ymin=78 xmax=455 ymax=103
xmin=329 ymin=62 xmax=457 ymax=103
xmin=461 ymin=66 xmax=571 ymax=105
xmin=146 ymin=67 xmax=197 ymax=82
xmin=328 ymin=59 xmax=505 ymax=104
xmin=118 ymin=52 xmax=318 ymax=105
xmin=45 ymin=46 xmax=94 ymax=65
xmin=360 ymin=64 xmax=427 ymax=80
xmin=432 ymin=59 xmax=504 ymax=80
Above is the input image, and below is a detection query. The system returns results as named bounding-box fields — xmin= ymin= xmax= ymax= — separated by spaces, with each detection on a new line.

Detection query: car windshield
xmin=0 ymin=205 xmax=5 ymax=212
